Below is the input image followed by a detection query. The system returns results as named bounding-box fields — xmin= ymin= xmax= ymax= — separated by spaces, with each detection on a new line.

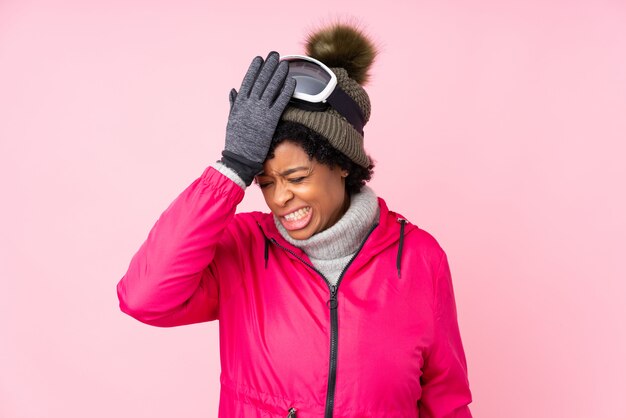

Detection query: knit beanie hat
xmin=280 ymin=24 xmax=377 ymax=168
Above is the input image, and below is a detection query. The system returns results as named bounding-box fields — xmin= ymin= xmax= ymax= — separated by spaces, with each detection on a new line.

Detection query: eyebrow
xmin=258 ymin=166 xmax=311 ymax=177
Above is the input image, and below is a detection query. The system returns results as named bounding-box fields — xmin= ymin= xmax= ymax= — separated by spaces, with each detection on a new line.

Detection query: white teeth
xmin=284 ymin=207 xmax=311 ymax=221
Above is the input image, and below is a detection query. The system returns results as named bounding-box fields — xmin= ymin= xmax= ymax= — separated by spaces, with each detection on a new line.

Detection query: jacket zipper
xmin=270 ymin=222 xmax=378 ymax=418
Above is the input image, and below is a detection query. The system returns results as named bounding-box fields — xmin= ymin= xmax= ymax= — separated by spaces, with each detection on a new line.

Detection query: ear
xmin=341 ymin=170 xmax=349 ymax=178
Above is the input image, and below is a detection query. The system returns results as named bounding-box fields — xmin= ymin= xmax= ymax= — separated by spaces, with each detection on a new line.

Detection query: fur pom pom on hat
xmin=280 ymin=23 xmax=377 ymax=168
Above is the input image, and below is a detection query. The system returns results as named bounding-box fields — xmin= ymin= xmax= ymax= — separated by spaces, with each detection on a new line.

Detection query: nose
xmin=273 ymin=180 xmax=294 ymax=207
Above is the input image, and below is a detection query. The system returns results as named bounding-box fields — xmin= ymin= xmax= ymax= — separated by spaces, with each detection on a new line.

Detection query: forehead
xmin=263 ymin=141 xmax=312 ymax=173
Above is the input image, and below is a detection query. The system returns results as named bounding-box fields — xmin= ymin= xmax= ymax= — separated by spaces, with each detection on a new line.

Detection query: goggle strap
xmin=326 ymin=87 xmax=365 ymax=136
xmin=288 ymin=99 xmax=330 ymax=112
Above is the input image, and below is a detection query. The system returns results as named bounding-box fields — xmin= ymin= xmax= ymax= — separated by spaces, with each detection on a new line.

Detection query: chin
xmin=288 ymin=230 xmax=312 ymax=240
xmin=288 ymin=225 xmax=317 ymax=240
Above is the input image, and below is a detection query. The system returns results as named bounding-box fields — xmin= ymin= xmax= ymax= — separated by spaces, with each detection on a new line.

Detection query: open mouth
xmin=284 ymin=207 xmax=311 ymax=221
xmin=280 ymin=207 xmax=313 ymax=231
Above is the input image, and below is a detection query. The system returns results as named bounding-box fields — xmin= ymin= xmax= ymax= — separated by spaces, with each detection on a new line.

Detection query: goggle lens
xmin=287 ymin=60 xmax=332 ymax=96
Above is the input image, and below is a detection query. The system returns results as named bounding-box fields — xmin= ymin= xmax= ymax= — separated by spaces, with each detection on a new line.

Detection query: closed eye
xmin=289 ymin=177 xmax=306 ymax=184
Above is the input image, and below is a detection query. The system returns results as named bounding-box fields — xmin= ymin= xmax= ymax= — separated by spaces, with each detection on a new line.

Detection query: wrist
xmin=220 ymin=151 xmax=263 ymax=186
xmin=212 ymin=161 xmax=247 ymax=190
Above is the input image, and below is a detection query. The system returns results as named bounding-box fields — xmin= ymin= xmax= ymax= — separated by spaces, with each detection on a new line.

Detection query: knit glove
xmin=220 ymin=51 xmax=296 ymax=186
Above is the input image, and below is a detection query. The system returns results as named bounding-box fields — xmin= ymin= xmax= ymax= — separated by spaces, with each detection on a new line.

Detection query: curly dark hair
xmin=264 ymin=121 xmax=374 ymax=195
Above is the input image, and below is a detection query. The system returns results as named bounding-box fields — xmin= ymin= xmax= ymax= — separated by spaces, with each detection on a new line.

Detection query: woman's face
xmin=257 ymin=141 xmax=349 ymax=240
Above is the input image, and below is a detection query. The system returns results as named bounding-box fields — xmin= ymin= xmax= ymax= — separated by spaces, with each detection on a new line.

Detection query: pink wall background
xmin=2 ymin=0 xmax=625 ymax=416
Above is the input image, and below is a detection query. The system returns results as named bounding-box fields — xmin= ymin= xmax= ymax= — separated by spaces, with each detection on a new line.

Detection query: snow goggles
xmin=281 ymin=55 xmax=365 ymax=135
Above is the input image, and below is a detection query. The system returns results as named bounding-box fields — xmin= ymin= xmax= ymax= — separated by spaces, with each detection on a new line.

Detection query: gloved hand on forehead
xmin=220 ymin=51 xmax=296 ymax=186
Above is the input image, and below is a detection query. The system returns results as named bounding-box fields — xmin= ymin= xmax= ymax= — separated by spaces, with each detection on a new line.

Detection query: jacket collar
xmin=252 ymin=197 xmax=416 ymax=272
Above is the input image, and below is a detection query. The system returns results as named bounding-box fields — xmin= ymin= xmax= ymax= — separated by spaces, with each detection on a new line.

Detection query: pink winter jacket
xmin=117 ymin=166 xmax=473 ymax=417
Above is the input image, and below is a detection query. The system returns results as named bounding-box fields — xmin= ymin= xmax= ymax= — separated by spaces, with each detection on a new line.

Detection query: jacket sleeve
xmin=418 ymin=252 xmax=473 ymax=417
xmin=116 ymin=165 xmax=245 ymax=327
